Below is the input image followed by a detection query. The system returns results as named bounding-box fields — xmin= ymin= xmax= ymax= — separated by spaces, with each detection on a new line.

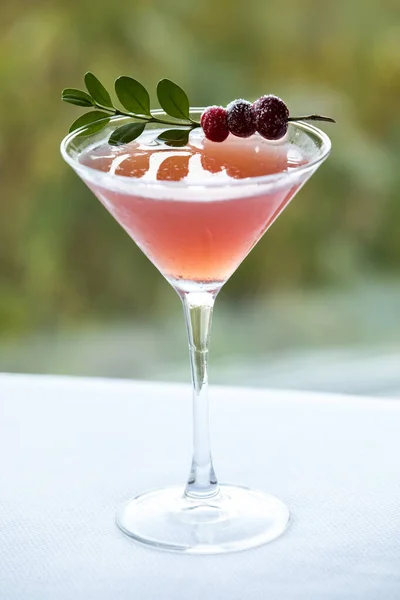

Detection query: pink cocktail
xmin=80 ymin=132 xmax=304 ymax=289
xmin=61 ymin=110 xmax=331 ymax=553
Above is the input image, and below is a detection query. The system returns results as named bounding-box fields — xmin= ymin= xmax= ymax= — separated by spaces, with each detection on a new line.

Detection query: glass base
xmin=116 ymin=484 xmax=290 ymax=554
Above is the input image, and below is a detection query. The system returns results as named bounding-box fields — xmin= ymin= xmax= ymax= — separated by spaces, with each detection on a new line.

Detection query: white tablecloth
xmin=0 ymin=374 xmax=399 ymax=599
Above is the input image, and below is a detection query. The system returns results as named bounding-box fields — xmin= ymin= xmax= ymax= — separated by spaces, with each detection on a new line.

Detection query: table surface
xmin=1 ymin=373 xmax=399 ymax=600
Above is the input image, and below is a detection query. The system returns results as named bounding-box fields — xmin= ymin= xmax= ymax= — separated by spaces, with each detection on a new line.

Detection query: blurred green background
xmin=1 ymin=0 xmax=399 ymax=393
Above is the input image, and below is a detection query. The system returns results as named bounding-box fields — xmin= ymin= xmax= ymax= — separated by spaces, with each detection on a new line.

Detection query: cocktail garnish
xmin=62 ymin=74 xmax=335 ymax=146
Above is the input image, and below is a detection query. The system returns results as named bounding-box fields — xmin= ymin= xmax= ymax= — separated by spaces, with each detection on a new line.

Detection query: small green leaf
xmin=156 ymin=129 xmax=190 ymax=147
xmin=62 ymin=88 xmax=94 ymax=107
xmin=156 ymin=79 xmax=190 ymax=120
xmin=115 ymin=77 xmax=151 ymax=116
xmin=76 ymin=118 xmax=110 ymax=137
xmin=69 ymin=111 xmax=110 ymax=133
xmin=108 ymin=122 xmax=146 ymax=146
xmin=84 ymin=72 xmax=113 ymax=108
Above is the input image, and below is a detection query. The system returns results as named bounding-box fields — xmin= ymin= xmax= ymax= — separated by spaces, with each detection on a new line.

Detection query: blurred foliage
xmin=0 ymin=0 xmax=399 ymax=334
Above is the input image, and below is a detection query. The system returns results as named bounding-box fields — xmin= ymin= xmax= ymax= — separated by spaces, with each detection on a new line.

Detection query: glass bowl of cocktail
xmin=61 ymin=79 xmax=332 ymax=553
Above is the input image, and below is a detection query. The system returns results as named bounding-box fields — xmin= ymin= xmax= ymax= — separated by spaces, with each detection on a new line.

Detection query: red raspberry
xmin=226 ymin=99 xmax=256 ymax=138
xmin=201 ymin=106 xmax=229 ymax=143
xmin=253 ymin=95 xmax=289 ymax=140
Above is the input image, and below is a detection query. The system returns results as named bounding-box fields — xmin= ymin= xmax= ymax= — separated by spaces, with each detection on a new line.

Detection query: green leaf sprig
xmin=62 ymin=73 xmax=199 ymax=147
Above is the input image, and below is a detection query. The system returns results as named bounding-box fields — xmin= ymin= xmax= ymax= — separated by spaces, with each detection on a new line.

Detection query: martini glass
xmin=61 ymin=109 xmax=331 ymax=553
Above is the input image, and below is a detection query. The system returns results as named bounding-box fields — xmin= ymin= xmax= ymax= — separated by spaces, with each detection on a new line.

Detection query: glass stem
xmin=180 ymin=290 xmax=219 ymax=500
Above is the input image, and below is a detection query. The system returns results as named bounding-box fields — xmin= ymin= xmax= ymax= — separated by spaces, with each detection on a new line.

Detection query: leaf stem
xmin=288 ymin=115 xmax=336 ymax=123
xmin=92 ymin=103 xmax=201 ymax=128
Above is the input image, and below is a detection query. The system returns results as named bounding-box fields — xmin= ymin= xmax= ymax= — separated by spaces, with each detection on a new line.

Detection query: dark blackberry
xmin=226 ymin=99 xmax=256 ymax=138
xmin=253 ymin=95 xmax=289 ymax=140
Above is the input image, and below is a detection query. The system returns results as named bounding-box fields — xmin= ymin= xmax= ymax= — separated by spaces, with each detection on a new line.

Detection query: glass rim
xmin=60 ymin=107 xmax=332 ymax=190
